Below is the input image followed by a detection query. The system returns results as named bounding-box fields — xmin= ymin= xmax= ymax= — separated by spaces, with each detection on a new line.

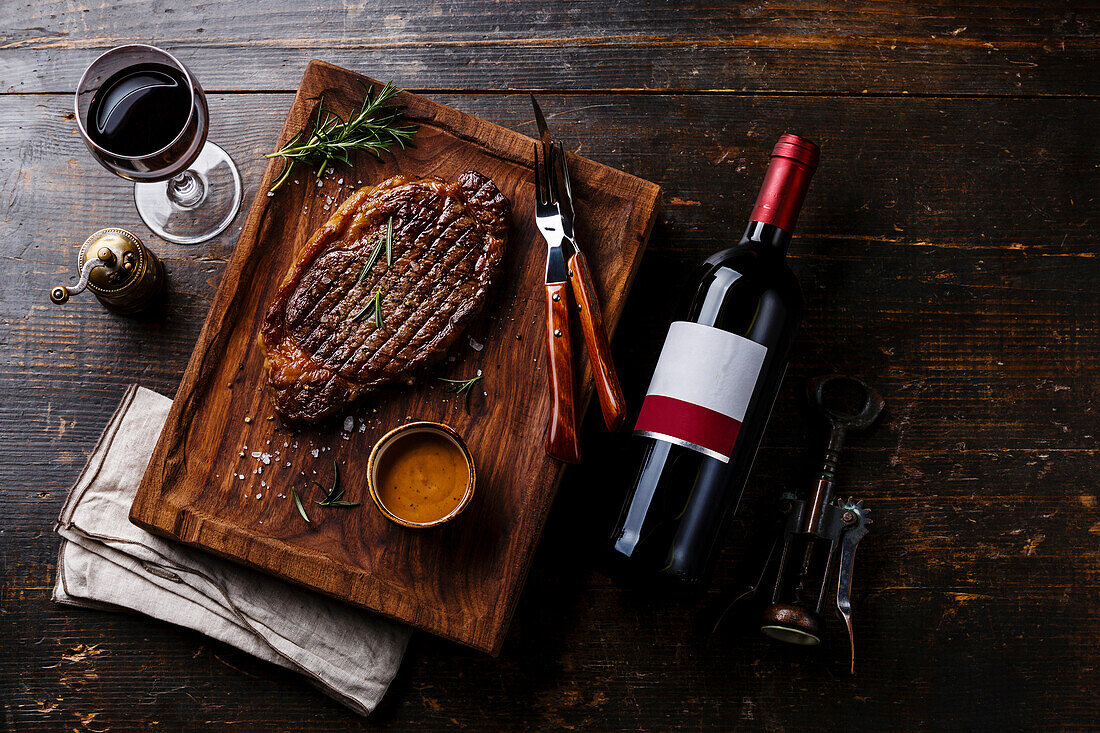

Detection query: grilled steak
xmin=261 ymin=171 xmax=510 ymax=422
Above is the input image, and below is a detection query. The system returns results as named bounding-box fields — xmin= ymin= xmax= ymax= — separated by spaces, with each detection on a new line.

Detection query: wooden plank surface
xmin=130 ymin=61 xmax=659 ymax=654
xmin=2 ymin=1 xmax=1099 ymax=96
xmin=2 ymin=1 xmax=1099 ymax=730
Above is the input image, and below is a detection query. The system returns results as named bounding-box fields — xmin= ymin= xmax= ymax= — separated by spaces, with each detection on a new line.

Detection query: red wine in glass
xmin=88 ymin=63 xmax=193 ymax=158
xmin=76 ymin=45 xmax=241 ymax=245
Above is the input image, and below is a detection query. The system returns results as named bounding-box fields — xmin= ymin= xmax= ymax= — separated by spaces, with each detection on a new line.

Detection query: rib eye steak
xmin=261 ymin=171 xmax=510 ymax=422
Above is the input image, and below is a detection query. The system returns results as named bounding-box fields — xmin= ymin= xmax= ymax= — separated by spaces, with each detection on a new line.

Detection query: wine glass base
xmin=134 ymin=141 xmax=242 ymax=245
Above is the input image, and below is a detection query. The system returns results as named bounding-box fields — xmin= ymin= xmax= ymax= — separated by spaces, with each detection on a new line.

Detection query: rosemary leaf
xmin=385 ymin=217 xmax=393 ymax=266
xmin=374 ymin=287 xmax=387 ymax=331
xmin=292 ymin=487 xmax=311 ymax=523
xmin=311 ymin=481 xmax=343 ymax=504
xmin=350 ymin=300 xmax=375 ymax=322
xmin=356 ymin=237 xmax=383 ymax=284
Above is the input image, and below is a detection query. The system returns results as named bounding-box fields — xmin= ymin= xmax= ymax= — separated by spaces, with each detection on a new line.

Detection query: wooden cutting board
xmin=130 ymin=60 xmax=660 ymax=654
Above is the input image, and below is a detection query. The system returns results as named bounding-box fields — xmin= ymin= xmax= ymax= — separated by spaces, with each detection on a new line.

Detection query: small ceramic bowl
xmin=366 ymin=421 xmax=476 ymax=529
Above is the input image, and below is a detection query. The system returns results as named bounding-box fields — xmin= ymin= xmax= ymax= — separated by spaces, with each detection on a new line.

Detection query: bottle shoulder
xmin=694 ymin=244 xmax=803 ymax=305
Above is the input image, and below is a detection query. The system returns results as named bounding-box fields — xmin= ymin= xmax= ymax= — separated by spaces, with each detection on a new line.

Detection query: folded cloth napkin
xmin=53 ymin=385 xmax=411 ymax=716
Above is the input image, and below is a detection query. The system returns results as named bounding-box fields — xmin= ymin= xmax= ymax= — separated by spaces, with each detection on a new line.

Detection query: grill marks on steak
xmin=261 ymin=172 xmax=509 ymax=422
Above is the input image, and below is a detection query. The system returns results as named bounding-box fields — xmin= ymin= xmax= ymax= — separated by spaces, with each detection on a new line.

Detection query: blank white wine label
xmin=634 ymin=321 xmax=767 ymax=462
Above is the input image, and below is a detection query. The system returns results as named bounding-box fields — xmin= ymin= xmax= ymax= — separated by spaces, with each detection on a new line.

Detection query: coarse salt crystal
xmin=343 ymin=416 xmax=355 ymax=432
xmin=311 ymin=448 xmax=320 ymax=458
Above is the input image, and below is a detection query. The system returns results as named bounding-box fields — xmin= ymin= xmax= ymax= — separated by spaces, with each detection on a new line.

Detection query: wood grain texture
xmin=2 ymin=1 xmax=1099 ymax=96
xmin=128 ymin=61 xmax=660 ymax=654
xmin=2 ymin=1 xmax=1099 ymax=726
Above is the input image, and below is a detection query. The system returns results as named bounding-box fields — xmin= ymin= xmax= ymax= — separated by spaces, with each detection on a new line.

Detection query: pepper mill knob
xmin=50 ymin=286 xmax=70 ymax=304
xmin=97 ymin=246 xmax=117 ymax=266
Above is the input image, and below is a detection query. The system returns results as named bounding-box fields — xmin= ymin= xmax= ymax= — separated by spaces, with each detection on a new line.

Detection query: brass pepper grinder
xmin=50 ymin=228 xmax=164 ymax=314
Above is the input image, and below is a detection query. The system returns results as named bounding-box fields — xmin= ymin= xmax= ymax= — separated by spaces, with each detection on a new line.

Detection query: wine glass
xmin=75 ymin=44 xmax=242 ymax=245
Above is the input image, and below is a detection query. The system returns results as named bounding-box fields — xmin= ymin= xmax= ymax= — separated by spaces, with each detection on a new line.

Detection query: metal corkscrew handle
xmin=806 ymin=375 xmax=882 ymax=673
xmin=720 ymin=374 xmax=885 ymax=673
xmin=801 ymin=375 xmax=884 ymax=535
xmin=836 ymin=501 xmax=870 ymax=674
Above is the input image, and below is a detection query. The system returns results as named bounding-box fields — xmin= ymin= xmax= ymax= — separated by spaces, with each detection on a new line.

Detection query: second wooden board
xmin=130 ymin=61 xmax=660 ymax=654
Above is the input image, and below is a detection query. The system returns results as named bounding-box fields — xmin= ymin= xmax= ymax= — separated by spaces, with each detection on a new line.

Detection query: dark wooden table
xmin=2 ymin=3 xmax=1097 ymax=731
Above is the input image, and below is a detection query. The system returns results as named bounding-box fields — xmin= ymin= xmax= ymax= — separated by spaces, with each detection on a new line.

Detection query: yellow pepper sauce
xmin=375 ymin=431 xmax=469 ymax=524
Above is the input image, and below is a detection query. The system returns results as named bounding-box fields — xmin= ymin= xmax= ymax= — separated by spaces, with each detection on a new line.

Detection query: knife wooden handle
xmin=544 ymin=282 xmax=581 ymax=464
xmin=567 ymin=250 xmax=627 ymax=432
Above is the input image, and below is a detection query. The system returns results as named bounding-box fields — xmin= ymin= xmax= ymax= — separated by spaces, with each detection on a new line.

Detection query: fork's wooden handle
xmin=567 ymin=251 xmax=627 ymax=432
xmin=544 ymin=282 xmax=581 ymax=464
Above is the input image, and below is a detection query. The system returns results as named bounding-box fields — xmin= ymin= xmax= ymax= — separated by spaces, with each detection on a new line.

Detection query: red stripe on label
xmin=634 ymin=394 xmax=743 ymax=459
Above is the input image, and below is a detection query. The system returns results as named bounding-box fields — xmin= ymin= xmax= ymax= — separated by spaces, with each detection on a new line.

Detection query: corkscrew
xmin=719 ymin=374 xmax=884 ymax=673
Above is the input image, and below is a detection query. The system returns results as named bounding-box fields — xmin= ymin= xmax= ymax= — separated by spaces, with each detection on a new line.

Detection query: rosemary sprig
xmin=313 ymin=460 xmax=360 ymax=507
xmin=266 ymin=82 xmax=418 ymax=191
xmin=291 ymin=487 xmax=311 ymax=523
xmin=439 ymin=374 xmax=483 ymax=414
xmin=292 ymin=461 xmax=360 ymax=524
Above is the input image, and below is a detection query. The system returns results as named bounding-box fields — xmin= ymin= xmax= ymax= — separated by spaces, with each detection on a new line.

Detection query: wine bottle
xmin=609 ymin=134 xmax=819 ymax=586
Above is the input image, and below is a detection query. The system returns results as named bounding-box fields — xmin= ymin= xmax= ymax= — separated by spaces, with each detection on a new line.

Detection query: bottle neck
xmin=740 ymin=220 xmax=792 ymax=254
xmin=745 ymin=134 xmax=819 ymax=250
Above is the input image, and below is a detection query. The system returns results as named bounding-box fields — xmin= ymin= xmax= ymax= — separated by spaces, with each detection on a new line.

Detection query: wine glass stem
xmin=167 ymin=170 xmax=205 ymax=209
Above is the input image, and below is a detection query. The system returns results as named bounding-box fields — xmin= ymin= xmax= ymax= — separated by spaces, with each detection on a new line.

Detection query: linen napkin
xmin=53 ymin=384 xmax=412 ymax=716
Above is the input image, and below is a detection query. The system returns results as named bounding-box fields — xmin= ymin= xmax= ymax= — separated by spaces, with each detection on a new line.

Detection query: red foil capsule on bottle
xmin=749 ymin=134 xmax=820 ymax=233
